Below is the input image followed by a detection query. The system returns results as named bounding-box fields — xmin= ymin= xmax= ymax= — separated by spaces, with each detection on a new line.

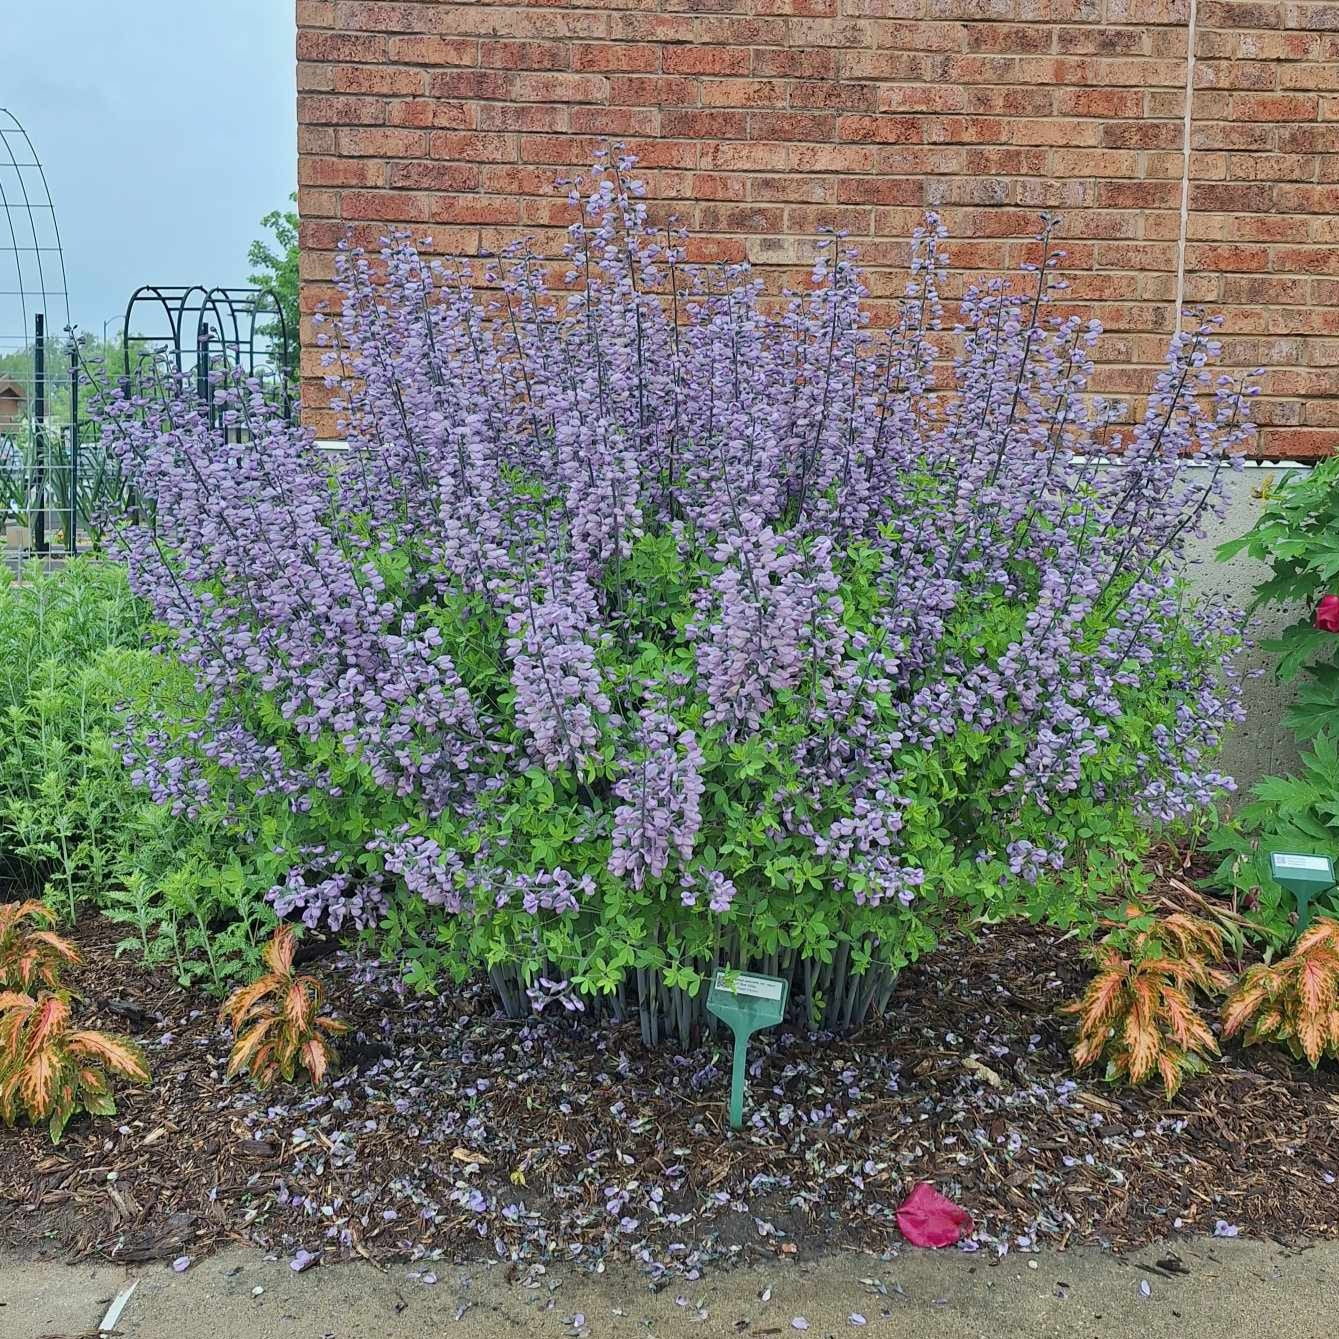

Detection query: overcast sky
xmin=3 ymin=1 xmax=295 ymax=341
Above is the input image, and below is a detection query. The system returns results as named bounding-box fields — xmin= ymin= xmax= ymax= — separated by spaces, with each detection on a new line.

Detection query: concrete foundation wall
xmin=1183 ymin=460 xmax=1309 ymax=792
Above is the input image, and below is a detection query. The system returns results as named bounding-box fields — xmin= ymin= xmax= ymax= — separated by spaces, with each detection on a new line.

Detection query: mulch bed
xmin=2 ymin=877 xmax=1337 ymax=1279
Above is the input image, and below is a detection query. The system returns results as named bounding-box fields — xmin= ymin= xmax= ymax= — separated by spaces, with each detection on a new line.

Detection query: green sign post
xmin=1269 ymin=851 xmax=1336 ymax=933
xmin=706 ymin=968 xmax=788 ymax=1131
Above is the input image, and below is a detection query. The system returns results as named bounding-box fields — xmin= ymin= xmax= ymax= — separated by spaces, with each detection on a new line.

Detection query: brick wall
xmin=295 ymin=0 xmax=1339 ymax=458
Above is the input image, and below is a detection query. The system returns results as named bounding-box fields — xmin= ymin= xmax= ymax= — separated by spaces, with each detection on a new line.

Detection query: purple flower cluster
xmin=96 ymin=152 xmax=1249 ymax=1001
xmin=610 ymin=708 xmax=706 ymax=889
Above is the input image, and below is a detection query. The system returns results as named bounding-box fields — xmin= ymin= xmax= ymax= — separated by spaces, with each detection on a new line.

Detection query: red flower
xmin=1316 ymin=595 xmax=1339 ymax=633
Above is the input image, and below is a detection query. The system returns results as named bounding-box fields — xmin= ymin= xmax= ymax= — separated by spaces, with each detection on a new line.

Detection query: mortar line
xmin=1174 ymin=0 xmax=1199 ymax=335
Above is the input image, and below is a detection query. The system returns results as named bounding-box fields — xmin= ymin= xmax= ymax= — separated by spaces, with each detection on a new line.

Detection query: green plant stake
xmin=706 ymin=969 xmax=788 ymax=1131
xmin=1268 ymin=850 xmax=1335 ymax=933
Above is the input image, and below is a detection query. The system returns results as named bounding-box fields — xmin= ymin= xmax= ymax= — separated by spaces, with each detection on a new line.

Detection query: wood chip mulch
xmin=2 ymin=888 xmax=1337 ymax=1277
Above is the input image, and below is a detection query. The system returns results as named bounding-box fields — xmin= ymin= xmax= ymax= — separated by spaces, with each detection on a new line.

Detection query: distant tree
xmin=247 ymin=194 xmax=299 ymax=380
xmin=0 ymin=332 xmax=132 ymax=423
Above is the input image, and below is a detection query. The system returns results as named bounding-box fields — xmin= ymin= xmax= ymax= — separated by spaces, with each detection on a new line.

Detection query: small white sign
xmin=713 ymin=970 xmax=784 ymax=1002
xmin=1271 ymin=853 xmax=1332 ymax=873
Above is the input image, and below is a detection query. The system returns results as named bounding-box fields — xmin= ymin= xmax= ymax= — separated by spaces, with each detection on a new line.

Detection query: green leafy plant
xmin=1213 ymin=458 xmax=1339 ymax=939
xmin=221 ymin=925 xmax=346 ymax=1088
xmin=1066 ymin=900 xmax=1238 ymax=1098
xmin=0 ymin=988 xmax=150 ymax=1141
xmin=0 ymin=561 xmax=151 ymax=917
xmin=1222 ymin=915 xmax=1339 ymax=1066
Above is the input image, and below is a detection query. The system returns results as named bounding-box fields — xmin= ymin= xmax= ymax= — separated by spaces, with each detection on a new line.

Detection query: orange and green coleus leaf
xmin=21 ymin=992 xmax=71 ymax=1062
xmin=1068 ymin=904 xmax=1231 ymax=1097
xmin=300 ymin=1037 xmax=331 ymax=1087
xmin=283 ymin=979 xmax=317 ymax=1031
xmin=1158 ymin=981 xmax=1218 ymax=1056
xmin=1220 ymin=915 xmax=1339 ymax=1068
xmin=220 ymin=975 xmax=279 ymax=1032
xmin=226 ymin=1018 xmax=279 ymax=1080
xmin=1122 ymin=975 xmax=1163 ymax=1085
xmin=0 ymin=900 xmax=56 ymax=936
xmin=0 ymin=902 xmax=81 ymax=993
xmin=222 ymin=927 xmax=344 ymax=1090
xmin=65 ymin=1031 xmax=150 ymax=1084
xmin=1067 ymin=964 xmax=1127 ymax=1035
xmin=16 ymin=1047 xmax=66 ymax=1118
xmin=262 ymin=924 xmax=297 ymax=977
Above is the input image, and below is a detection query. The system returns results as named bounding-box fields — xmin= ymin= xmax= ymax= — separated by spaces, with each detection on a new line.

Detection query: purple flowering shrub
xmin=99 ymin=156 xmax=1249 ymax=1044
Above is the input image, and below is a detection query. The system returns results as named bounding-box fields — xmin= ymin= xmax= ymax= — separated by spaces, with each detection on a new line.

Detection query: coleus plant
xmin=1066 ymin=901 xmax=1237 ymax=1098
xmin=0 ymin=900 xmax=80 ymax=992
xmin=98 ymin=151 xmax=1251 ymax=1043
xmin=0 ymin=989 xmax=150 ymax=1141
xmin=1222 ymin=915 xmax=1339 ymax=1066
xmin=220 ymin=925 xmax=347 ymax=1088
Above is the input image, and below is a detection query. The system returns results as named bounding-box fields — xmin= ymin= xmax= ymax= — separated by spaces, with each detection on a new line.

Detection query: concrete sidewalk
xmin=5 ymin=1236 xmax=1335 ymax=1339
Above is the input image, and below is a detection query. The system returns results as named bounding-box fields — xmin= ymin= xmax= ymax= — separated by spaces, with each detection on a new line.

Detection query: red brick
xmin=298 ymin=95 xmax=386 ymax=126
xmin=480 ymin=41 xmax=571 ymax=71
xmin=753 ymin=48 xmax=836 ymax=77
xmin=335 ymin=3 xmax=459 ymax=33
xmin=478 ymin=103 xmax=570 ymax=132
xmin=571 ymin=43 xmax=660 ymax=73
xmin=296 ymin=0 xmax=1339 ymax=458
xmin=1275 ymin=247 xmax=1339 ymax=274
xmin=429 ymin=131 xmax=516 ymax=162
xmin=836 ymin=177 xmax=925 ymax=205
xmin=338 ymin=127 xmax=428 ymax=157
xmin=701 ymin=79 xmax=787 ymax=109
xmin=431 ymin=194 xmax=523 ymax=225
xmin=570 ymin=106 xmax=658 ymax=135
xmin=1184 ymin=243 xmax=1272 ymax=273
xmin=297 ymin=32 xmax=386 ymax=62
xmin=1188 ymin=182 xmax=1276 ymax=212
xmin=388 ymin=161 xmax=482 ymax=191
xmin=1229 ymin=93 xmax=1320 ymax=121
xmin=333 ymin=64 xmax=425 ymax=96
xmin=788 ymin=80 xmax=878 ymax=112
xmin=665 ymin=46 xmax=751 ymax=75
xmin=297 ymin=0 xmax=335 ymax=27
xmin=748 ymin=111 xmax=837 ymax=141
xmin=341 ymin=190 xmax=430 ymax=221
xmin=388 ymin=99 xmax=473 ymax=129
xmin=428 ymin=71 xmax=514 ymax=100
xmin=511 ymin=72 xmax=608 ymax=102
xmin=696 ymin=203 xmax=786 ymax=233
xmin=662 ymin=109 xmax=749 ymax=139
xmin=608 ymin=76 xmax=700 ymax=106
xmin=838 ymin=115 xmax=924 ymax=144
xmin=386 ymin=36 xmax=477 ymax=66
xmin=300 ymin=155 xmax=385 ymax=186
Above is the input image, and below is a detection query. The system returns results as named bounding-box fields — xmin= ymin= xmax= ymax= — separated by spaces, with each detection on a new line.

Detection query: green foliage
xmin=0 ymin=561 xmax=275 ymax=989
xmin=1212 ymin=460 xmax=1339 ymax=940
xmin=167 ymin=523 xmax=1234 ymax=1021
xmin=0 ymin=562 xmax=150 ymax=916
xmin=247 ymin=195 xmax=299 ymax=380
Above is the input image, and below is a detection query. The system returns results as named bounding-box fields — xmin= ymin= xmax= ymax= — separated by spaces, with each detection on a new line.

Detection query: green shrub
xmin=100 ymin=166 xmax=1248 ymax=1045
xmin=0 ymin=561 xmax=275 ymax=987
xmin=0 ymin=561 xmax=150 ymax=917
xmin=1212 ymin=460 xmax=1339 ymax=940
